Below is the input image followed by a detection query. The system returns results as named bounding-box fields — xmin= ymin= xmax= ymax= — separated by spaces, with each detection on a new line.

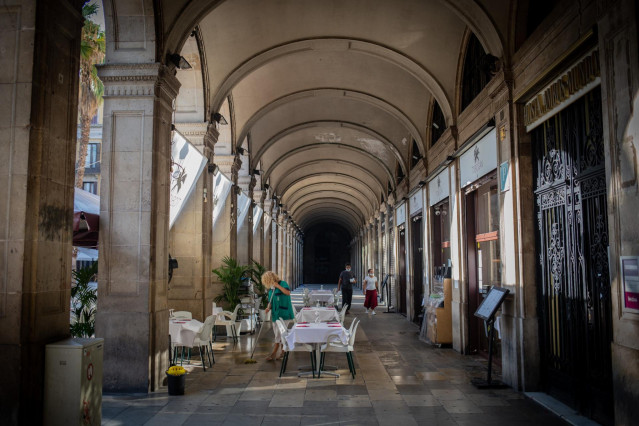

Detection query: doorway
xmin=398 ymin=225 xmax=407 ymax=315
xmin=465 ymin=173 xmax=501 ymax=358
xmin=532 ymin=87 xmax=613 ymax=425
xmin=411 ymin=213 xmax=424 ymax=324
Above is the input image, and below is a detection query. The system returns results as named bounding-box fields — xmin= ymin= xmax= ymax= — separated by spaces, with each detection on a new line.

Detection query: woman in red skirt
xmin=363 ymin=269 xmax=379 ymax=316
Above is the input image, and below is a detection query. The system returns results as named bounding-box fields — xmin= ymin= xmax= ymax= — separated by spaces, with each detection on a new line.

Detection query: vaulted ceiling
xmin=168 ymin=0 xmax=507 ymax=236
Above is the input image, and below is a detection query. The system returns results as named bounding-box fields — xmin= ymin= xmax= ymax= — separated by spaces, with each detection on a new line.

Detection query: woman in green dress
xmin=262 ymin=270 xmax=295 ymax=361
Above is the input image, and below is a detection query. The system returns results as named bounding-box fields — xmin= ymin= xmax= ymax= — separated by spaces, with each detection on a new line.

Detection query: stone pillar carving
xmin=170 ymin=122 xmax=218 ymax=319
xmin=95 ymin=62 xmax=180 ymax=392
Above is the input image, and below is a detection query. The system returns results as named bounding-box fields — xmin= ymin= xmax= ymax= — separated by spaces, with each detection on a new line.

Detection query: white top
xmin=363 ymin=275 xmax=378 ymax=291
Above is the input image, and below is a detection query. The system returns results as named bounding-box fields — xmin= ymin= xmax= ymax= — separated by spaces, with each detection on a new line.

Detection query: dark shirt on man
xmin=339 ymin=270 xmax=355 ymax=290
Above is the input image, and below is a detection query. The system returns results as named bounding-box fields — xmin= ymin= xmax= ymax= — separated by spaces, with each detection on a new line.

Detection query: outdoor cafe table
xmin=297 ymin=306 xmax=340 ymax=323
xmin=309 ymin=290 xmax=334 ymax=304
xmin=286 ymin=322 xmax=348 ymax=377
xmin=169 ymin=318 xmax=203 ymax=347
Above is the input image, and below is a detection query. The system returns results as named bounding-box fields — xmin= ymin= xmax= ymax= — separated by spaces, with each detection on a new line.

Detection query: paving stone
xmin=101 ymin=287 xmax=567 ymax=425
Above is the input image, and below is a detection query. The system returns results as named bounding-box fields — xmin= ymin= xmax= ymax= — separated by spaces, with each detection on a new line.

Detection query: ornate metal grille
xmin=533 ymin=87 xmax=613 ymax=424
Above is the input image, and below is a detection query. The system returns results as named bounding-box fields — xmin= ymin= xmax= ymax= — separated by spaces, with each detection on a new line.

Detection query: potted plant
xmin=70 ymin=261 xmax=98 ymax=338
xmin=212 ymin=256 xmax=249 ymax=311
xmin=247 ymin=260 xmax=269 ymax=321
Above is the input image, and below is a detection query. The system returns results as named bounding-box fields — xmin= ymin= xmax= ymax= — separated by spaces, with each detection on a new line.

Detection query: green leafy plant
xmin=70 ymin=261 xmax=98 ymax=338
xmin=248 ymin=260 xmax=269 ymax=309
xmin=212 ymin=256 xmax=249 ymax=310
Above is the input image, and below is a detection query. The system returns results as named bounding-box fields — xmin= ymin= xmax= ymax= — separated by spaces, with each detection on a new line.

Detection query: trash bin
xmin=166 ymin=366 xmax=186 ymax=395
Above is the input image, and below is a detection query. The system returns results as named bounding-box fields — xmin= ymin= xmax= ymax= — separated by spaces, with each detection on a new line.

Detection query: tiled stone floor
xmin=103 ymin=285 xmax=567 ymax=425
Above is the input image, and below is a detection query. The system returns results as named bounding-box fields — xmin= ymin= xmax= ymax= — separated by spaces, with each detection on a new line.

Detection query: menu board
xmin=474 ymin=286 xmax=510 ymax=321
xmin=621 ymin=257 xmax=639 ymax=313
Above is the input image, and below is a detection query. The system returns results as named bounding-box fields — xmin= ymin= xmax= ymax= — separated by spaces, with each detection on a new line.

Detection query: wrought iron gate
xmin=533 ymin=87 xmax=613 ymax=424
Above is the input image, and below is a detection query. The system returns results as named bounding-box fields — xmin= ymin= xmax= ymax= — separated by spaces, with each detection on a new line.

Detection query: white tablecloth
xmin=297 ymin=307 xmax=340 ymax=323
xmin=309 ymin=290 xmax=335 ymax=304
xmin=286 ymin=322 xmax=348 ymax=349
xmin=169 ymin=319 xmax=203 ymax=347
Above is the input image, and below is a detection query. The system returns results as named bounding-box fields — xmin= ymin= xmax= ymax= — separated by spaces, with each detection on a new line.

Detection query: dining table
xmin=296 ymin=306 xmax=340 ymax=323
xmin=308 ymin=290 xmax=335 ymax=305
xmin=286 ymin=322 xmax=348 ymax=377
xmin=169 ymin=318 xmax=203 ymax=348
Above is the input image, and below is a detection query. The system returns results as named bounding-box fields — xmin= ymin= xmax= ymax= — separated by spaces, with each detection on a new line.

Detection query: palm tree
xmin=75 ymin=3 xmax=105 ymax=189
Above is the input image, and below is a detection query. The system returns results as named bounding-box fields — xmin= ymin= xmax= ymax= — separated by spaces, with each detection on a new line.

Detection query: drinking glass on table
xmin=315 ymin=310 xmax=320 ymax=324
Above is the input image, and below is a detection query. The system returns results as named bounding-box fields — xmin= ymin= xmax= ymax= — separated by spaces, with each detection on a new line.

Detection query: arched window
xmin=411 ymin=139 xmax=422 ymax=168
xmin=430 ymin=101 xmax=446 ymax=147
xmin=461 ymin=33 xmax=493 ymax=111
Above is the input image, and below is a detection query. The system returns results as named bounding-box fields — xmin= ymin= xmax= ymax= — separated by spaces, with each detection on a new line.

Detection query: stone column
xmin=0 ymin=1 xmax=84 ymax=421
xmin=170 ymin=122 xmax=218 ymax=319
xmin=211 ymin=154 xmax=240 ymax=285
xmin=263 ymin=199 xmax=272 ymax=269
xmin=95 ymin=62 xmax=180 ymax=392
xmin=252 ymin=189 xmax=263 ymax=265
xmin=598 ymin=2 xmax=639 ymax=422
xmin=236 ymin=174 xmax=251 ymax=265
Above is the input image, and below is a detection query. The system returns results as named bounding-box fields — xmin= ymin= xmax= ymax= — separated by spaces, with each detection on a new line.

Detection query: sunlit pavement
xmin=102 ymin=284 xmax=567 ymax=425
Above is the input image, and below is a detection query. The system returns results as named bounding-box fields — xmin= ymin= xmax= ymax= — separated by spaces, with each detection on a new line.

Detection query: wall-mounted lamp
xmin=169 ymin=53 xmax=192 ymax=70
xmin=252 ymin=169 xmax=261 ymax=175
xmin=278 ymin=203 xmax=284 ymax=207
xmin=263 ymin=183 xmax=270 ymax=190
xmin=237 ymin=147 xmax=246 ymax=155
xmin=418 ymin=180 xmax=426 ymax=187
xmin=208 ymin=163 xmax=218 ymax=174
xmin=235 ymin=186 xmax=243 ymax=195
xmin=446 ymin=155 xmax=455 ymax=163
xmin=212 ymin=112 xmax=228 ymax=125
xmin=168 ymin=254 xmax=179 ymax=283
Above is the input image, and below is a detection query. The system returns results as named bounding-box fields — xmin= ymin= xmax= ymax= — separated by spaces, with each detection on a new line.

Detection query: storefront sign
xmin=524 ymin=49 xmax=600 ymax=130
xmin=429 ymin=168 xmax=450 ymax=206
xmin=409 ymin=189 xmax=423 ymax=215
xmin=621 ymin=256 xmax=639 ymax=313
xmin=499 ymin=161 xmax=510 ymax=192
xmin=170 ymin=131 xmax=207 ymax=228
xmin=459 ymin=128 xmax=498 ymax=188
xmin=396 ymin=203 xmax=406 ymax=226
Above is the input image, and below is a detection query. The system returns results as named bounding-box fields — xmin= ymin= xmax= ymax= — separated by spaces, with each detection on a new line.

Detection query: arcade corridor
xmin=1 ymin=1 xmax=638 ymax=425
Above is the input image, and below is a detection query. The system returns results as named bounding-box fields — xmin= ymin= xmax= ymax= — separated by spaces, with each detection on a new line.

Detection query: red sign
xmin=622 ymin=257 xmax=639 ymax=312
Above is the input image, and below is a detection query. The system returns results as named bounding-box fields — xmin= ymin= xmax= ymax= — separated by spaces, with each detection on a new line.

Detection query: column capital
xmin=237 ymin=175 xmax=252 ymax=192
xmin=98 ymin=63 xmax=180 ymax=104
xmin=215 ymin=154 xmax=236 ymax=178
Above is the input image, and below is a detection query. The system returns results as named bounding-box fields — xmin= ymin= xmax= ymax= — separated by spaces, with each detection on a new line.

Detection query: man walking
xmin=337 ymin=262 xmax=356 ymax=314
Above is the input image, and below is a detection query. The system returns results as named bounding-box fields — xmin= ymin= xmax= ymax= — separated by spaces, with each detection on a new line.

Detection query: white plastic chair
xmin=216 ymin=304 xmax=240 ymax=342
xmin=172 ymin=311 xmax=192 ymax=320
xmin=192 ymin=314 xmax=216 ymax=370
xmin=319 ymin=318 xmax=360 ymax=378
xmin=292 ymin=304 xmax=299 ymax=324
xmin=275 ymin=319 xmax=316 ymax=378
xmin=338 ymin=306 xmax=347 ymax=324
